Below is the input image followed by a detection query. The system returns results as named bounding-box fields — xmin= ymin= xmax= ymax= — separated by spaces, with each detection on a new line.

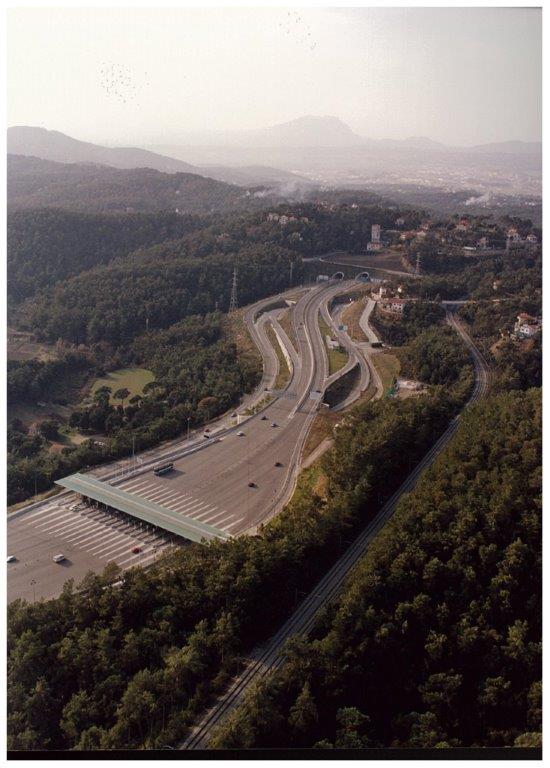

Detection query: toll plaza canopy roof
xmin=55 ymin=473 xmax=230 ymax=544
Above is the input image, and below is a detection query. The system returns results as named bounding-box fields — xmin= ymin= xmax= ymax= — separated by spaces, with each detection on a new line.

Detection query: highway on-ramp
xmin=7 ymin=280 xmax=366 ymax=602
xmin=181 ymin=306 xmax=491 ymax=750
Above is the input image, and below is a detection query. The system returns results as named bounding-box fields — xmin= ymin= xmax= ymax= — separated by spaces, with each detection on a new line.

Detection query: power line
xmin=229 ymin=267 xmax=238 ymax=312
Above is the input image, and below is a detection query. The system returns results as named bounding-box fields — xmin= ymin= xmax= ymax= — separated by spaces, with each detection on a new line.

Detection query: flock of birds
xmin=99 ymin=62 xmax=149 ymax=104
xmin=99 ymin=14 xmax=318 ymax=106
xmin=277 ymin=10 xmax=317 ymax=51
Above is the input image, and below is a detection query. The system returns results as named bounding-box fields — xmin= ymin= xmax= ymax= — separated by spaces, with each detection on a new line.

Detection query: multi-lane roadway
xmin=181 ymin=306 xmax=491 ymax=750
xmin=7 ymin=279 xmax=371 ymax=602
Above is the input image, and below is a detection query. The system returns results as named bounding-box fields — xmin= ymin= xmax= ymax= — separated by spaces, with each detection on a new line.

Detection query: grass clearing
xmin=90 ymin=367 xmax=155 ymax=404
xmin=341 ymin=298 xmax=369 ymax=342
xmin=318 ymin=316 xmax=348 ymax=375
xmin=303 ymin=409 xmax=340 ymax=459
xmin=372 ymin=352 xmax=401 ymax=395
xmin=266 ymin=323 xmax=291 ymax=390
xmin=277 ymin=307 xmax=298 ymax=355
xmin=221 ymin=309 xmax=262 ymax=376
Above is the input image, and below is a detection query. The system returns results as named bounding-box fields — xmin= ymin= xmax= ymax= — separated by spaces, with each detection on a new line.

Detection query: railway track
xmin=181 ymin=307 xmax=491 ymax=750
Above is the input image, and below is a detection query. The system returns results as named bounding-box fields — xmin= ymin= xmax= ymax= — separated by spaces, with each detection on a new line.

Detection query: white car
xmin=53 ymin=553 xmax=66 ymax=563
xmin=7 ymin=555 xmax=16 ymax=563
xmin=237 ymin=431 xmax=245 ymax=437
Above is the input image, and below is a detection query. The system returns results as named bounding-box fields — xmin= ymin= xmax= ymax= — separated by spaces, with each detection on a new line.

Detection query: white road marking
xmin=25 ymin=506 xmax=70 ymax=523
xmin=94 ymin=534 xmax=139 ymax=558
xmin=192 ymin=504 xmax=221 ymax=520
xmin=71 ymin=526 xmax=129 ymax=548
xmin=180 ymin=501 xmax=215 ymax=518
xmin=165 ymin=495 xmax=194 ymax=511
xmin=85 ymin=530 xmax=135 ymax=554
xmin=64 ymin=521 xmax=111 ymax=543
xmin=205 ymin=512 xmax=235 ymax=528
xmin=201 ymin=510 xmax=233 ymax=526
xmin=145 ymin=489 xmax=181 ymax=504
xmin=225 ymin=516 xmax=246 ymax=530
xmin=50 ymin=517 xmax=103 ymax=538
xmin=34 ymin=510 xmax=78 ymax=529
xmin=39 ymin=515 xmax=91 ymax=535
xmin=118 ymin=479 xmax=150 ymax=491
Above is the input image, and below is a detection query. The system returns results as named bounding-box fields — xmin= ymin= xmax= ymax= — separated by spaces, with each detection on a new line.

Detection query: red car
xmin=132 ymin=546 xmax=142 ymax=554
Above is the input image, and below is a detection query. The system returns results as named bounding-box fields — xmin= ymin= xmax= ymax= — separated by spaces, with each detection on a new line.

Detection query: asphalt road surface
xmin=7 ymin=280 xmax=363 ymax=602
xmin=181 ymin=306 xmax=491 ymax=750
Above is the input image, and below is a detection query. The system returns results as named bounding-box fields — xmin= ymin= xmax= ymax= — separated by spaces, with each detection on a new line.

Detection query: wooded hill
xmin=210 ymin=389 xmax=542 ymax=750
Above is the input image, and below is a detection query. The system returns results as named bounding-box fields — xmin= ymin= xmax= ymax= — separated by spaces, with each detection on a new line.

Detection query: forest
xmin=7 ymin=387 xmax=468 ymax=750
xmin=7 ymin=208 xmax=208 ymax=302
xmin=209 ymin=389 xmax=542 ymax=750
xmin=7 ymin=154 xmax=272 ymax=215
xmin=7 ymin=314 xmax=260 ymax=505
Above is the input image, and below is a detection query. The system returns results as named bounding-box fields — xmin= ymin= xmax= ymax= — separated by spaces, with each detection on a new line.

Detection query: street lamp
xmin=187 ymin=417 xmax=191 ymax=441
xmin=30 ymin=579 xmax=37 ymax=603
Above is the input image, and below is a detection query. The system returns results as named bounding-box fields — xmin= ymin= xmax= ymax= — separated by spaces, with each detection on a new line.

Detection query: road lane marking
xmin=225 ymin=516 xmax=246 ymax=530
xmin=34 ymin=510 xmax=78 ymax=529
xmin=94 ymin=534 xmax=139 ymax=558
xmin=201 ymin=510 xmax=233 ymax=526
xmin=71 ymin=525 xmax=132 ymax=548
xmin=183 ymin=502 xmax=216 ymax=519
xmin=118 ymin=479 xmax=150 ymax=491
xmin=205 ymin=512 xmax=235 ymax=528
xmin=64 ymin=520 xmax=112 ymax=543
xmin=39 ymin=515 xmax=92 ymax=535
xmin=25 ymin=506 xmax=71 ymax=523
xmin=164 ymin=495 xmax=195 ymax=511
xmin=86 ymin=529 xmax=136 ymax=552
xmin=170 ymin=498 xmax=211 ymax=516
xmin=145 ymin=489 xmax=182 ymax=504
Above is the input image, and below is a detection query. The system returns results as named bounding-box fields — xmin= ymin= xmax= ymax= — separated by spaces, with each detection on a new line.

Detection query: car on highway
xmin=237 ymin=431 xmax=245 ymax=437
xmin=53 ymin=553 xmax=66 ymax=563
xmin=271 ymin=422 xmax=278 ymax=428
xmin=7 ymin=555 xmax=16 ymax=563
xmin=132 ymin=546 xmax=142 ymax=554
xmin=203 ymin=433 xmax=210 ymax=439
xmin=275 ymin=461 xmax=283 ymax=467
xmin=260 ymin=415 xmax=267 ymax=420
xmin=248 ymin=482 xmax=256 ymax=488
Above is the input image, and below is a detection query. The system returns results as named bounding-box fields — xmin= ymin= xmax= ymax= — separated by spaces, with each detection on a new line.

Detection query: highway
xmin=181 ymin=306 xmax=491 ymax=750
xmin=7 ymin=279 xmax=367 ymax=602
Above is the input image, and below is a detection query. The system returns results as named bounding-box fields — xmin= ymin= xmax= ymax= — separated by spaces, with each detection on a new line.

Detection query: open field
xmin=7 ymin=401 xmax=72 ymax=430
xmin=265 ymin=324 xmax=291 ymax=390
xmin=325 ymin=249 xmax=411 ymax=273
xmin=7 ymin=329 xmax=57 ymax=362
xmin=220 ymin=308 xmax=262 ymax=374
xmin=341 ymin=297 xmax=369 ymax=342
xmin=372 ymin=352 xmax=401 ymax=395
xmin=277 ymin=307 xmax=298 ymax=355
xmin=318 ymin=316 xmax=349 ymax=375
xmin=90 ymin=367 xmax=155 ymax=404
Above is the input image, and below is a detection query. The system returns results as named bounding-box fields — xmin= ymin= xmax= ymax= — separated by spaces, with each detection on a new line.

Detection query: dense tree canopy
xmin=7 ymin=389 xmax=465 ymax=750
xmin=210 ymin=389 xmax=542 ymax=750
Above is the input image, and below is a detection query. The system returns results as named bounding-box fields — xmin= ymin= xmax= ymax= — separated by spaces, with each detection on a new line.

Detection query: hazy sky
xmin=8 ymin=6 xmax=541 ymax=147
